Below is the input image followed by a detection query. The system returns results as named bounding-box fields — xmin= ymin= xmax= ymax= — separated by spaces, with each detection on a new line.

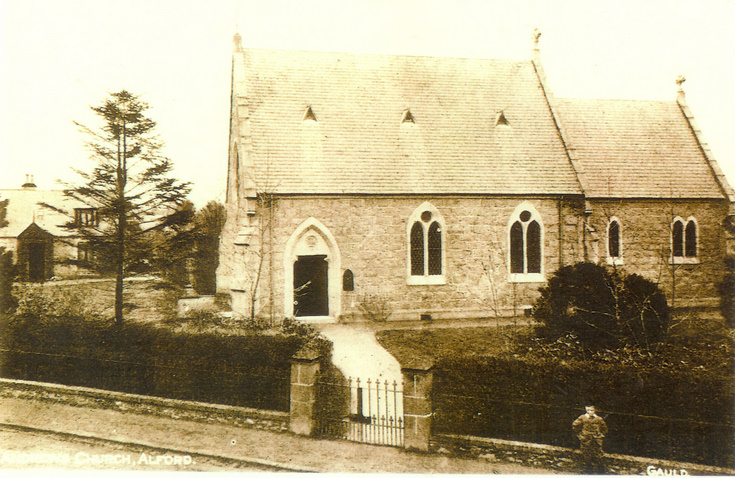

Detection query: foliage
xmin=44 ymin=90 xmax=191 ymax=324
xmin=192 ymin=201 xmax=226 ymax=295
xmin=356 ymin=294 xmax=393 ymax=322
xmin=719 ymin=257 xmax=735 ymax=328
xmin=0 ymin=198 xmax=8 ymax=228
xmin=0 ymin=200 xmax=15 ymax=314
xmin=280 ymin=317 xmax=333 ymax=356
xmin=148 ymin=200 xmax=196 ymax=286
xmin=380 ymin=319 xmax=733 ymax=466
xmin=532 ymin=262 xmax=670 ymax=351
xmin=15 ymin=284 xmax=103 ymax=321
xmin=0 ymin=247 xmax=16 ymax=314
xmin=434 ymin=351 xmax=734 ymax=466
xmin=0 ymin=308 xmax=332 ymax=412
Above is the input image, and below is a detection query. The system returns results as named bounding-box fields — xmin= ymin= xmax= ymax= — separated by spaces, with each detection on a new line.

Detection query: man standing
xmin=572 ymin=405 xmax=608 ymax=474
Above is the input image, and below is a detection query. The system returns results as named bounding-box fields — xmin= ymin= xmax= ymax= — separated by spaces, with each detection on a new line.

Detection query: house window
xmin=508 ymin=202 xmax=544 ymax=282
xmin=74 ymin=208 xmax=98 ymax=227
xmin=77 ymin=242 xmax=95 ymax=266
xmin=407 ymin=202 xmax=446 ymax=285
xmin=672 ymin=217 xmax=698 ymax=264
xmin=606 ymin=217 xmax=623 ymax=265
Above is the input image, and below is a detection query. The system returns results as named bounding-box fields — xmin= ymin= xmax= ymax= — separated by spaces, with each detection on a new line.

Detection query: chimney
xmin=21 ymin=174 xmax=37 ymax=189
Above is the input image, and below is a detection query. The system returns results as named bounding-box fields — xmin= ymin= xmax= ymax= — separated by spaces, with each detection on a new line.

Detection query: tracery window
xmin=407 ymin=203 xmax=445 ymax=285
xmin=508 ymin=203 xmax=544 ymax=282
xmin=672 ymin=217 xmax=698 ymax=263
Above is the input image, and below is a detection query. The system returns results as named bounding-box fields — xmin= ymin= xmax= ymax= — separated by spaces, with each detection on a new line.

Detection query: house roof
xmin=0 ymin=188 xmax=79 ymax=238
xmin=233 ymin=48 xmax=583 ymax=196
xmin=554 ymin=98 xmax=726 ymax=199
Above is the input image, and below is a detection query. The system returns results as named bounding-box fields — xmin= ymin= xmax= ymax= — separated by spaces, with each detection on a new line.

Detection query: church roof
xmin=554 ymin=98 xmax=727 ymax=199
xmin=231 ymin=46 xmax=731 ymax=201
xmin=232 ymin=48 xmax=583 ymax=196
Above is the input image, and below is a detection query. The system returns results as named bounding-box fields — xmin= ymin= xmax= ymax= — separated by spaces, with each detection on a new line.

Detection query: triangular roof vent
xmin=495 ymin=111 xmax=510 ymax=127
xmin=303 ymin=106 xmax=317 ymax=122
xmin=401 ymin=109 xmax=416 ymax=124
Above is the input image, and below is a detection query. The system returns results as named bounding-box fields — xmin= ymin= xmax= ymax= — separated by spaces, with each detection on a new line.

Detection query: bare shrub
xmin=356 ymin=294 xmax=393 ymax=322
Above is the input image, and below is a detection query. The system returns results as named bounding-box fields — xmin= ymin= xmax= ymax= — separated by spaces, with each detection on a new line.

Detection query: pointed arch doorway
xmin=293 ymin=254 xmax=329 ymax=316
xmin=284 ymin=218 xmax=341 ymax=321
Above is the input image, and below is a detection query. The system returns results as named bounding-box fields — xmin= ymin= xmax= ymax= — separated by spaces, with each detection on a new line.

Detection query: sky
xmin=1 ymin=0 xmax=734 ymax=207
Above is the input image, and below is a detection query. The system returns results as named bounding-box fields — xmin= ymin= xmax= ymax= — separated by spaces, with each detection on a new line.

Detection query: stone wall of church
xmin=585 ymin=198 xmax=730 ymax=308
xmin=220 ymin=195 xmax=587 ymax=321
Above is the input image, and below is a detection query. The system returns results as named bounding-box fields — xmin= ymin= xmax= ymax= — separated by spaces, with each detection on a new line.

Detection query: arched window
xmin=606 ymin=217 xmax=623 ymax=265
xmin=410 ymin=222 xmax=424 ymax=276
xmin=343 ymin=269 xmax=354 ymax=292
xmin=685 ymin=221 xmax=697 ymax=258
xmin=428 ymin=221 xmax=442 ymax=275
xmin=508 ymin=203 xmax=544 ymax=282
xmin=672 ymin=219 xmax=684 ymax=258
xmin=672 ymin=217 xmax=698 ymax=263
xmin=407 ymin=203 xmax=446 ymax=285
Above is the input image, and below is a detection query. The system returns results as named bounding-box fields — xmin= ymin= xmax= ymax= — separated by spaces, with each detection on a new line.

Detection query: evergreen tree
xmin=192 ymin=201 xmax=226 ymax=295
xmin=47 ymin=91 xmax=190 ymax=324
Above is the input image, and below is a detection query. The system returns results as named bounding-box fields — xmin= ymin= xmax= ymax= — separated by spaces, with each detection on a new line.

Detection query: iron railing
xmin=317 ymin=376 xmax=404 ymax=447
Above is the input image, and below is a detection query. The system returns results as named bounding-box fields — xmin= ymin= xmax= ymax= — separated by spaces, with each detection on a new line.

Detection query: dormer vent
xmin=303 ymin=106 xmax=317 ymax=122
xmin=401 ymin=109 xmax=416 ymax=124
xmin=495 ymin=111 xmax=510 ymax=127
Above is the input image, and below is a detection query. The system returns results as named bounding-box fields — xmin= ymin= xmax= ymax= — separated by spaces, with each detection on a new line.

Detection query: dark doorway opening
xmin=293 ymin=255 xmax=328 ymax=316
xmin=28 ymin=243 xmax=46 ymax=282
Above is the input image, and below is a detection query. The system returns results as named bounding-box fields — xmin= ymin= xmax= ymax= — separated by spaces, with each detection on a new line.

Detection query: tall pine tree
xmin=49 ymin=91 xmax=191 ymax=324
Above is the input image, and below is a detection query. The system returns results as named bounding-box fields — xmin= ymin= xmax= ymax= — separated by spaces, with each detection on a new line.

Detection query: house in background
xmin=217 ymin=32 xmax=735 ymax=322
xmin=0 ymin=175 xmax=96 ymax=281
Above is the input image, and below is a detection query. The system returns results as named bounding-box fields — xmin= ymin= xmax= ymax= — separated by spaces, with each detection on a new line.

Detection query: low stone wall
xmin=0 ymin=378 xmax=289 ymax=433
xmin=176 ymin=294 xmax=216 ymax=317
xmin=433 ymin=433 xmax=735 ymax=476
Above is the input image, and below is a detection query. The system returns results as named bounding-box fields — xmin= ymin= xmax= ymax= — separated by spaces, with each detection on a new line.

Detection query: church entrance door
xmin=293 ymin=255 xmax=329 ymax=316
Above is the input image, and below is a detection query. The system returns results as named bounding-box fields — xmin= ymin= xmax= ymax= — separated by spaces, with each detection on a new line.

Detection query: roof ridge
xmin=676 ymin=93 xmax=735 ymax=208
xmin=532 ymin=56 xmax=590 ymax=204
xmin=556 ymin=97 xmax=676 ymax=105
xmin=242 ymin=46 xmax=530 ymax=64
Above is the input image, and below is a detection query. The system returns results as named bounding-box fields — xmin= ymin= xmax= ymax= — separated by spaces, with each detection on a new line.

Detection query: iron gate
xmin=317 ymin=376 xmax=404 ymax=447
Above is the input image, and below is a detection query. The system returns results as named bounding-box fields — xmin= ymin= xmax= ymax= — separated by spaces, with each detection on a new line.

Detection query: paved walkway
xmin=0 ymin=395 xmax=560 ymax=473
xmin=318 ymin=324 xmax=403 ymax=382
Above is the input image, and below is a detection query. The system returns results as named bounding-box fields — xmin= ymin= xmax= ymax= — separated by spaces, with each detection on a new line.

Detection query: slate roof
xmin=554 ymin=98 xmax=726 ymax=199
xmin=0 ymin=188 xmax=79 ymax=238
xmin=234 ymin=48 xmax=583 ymax=196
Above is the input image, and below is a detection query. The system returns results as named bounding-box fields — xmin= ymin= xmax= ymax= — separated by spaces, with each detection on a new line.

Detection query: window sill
xmin=606 ymin=257 xmax=624 ymax=266
xmin=407 ymin=275 xmax=446 ymax=286
xmin=508 ymin=273 xmax=545 ymax=283
xmin=670 ymin=257 xmax=700 ymax=265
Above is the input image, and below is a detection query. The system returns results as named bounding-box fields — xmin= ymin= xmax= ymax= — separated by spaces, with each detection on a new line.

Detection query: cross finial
xmin=233 ymin=31 xmax=243 ymax=52
xmin=675 ymin=75 xmax=686 ymax=90
xmin=533 ymin=28 xmax=541 ymax=48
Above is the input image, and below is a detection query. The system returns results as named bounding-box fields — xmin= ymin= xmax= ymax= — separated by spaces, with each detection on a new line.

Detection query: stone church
xmin=217 ymin=32 xmax=734 ymax=322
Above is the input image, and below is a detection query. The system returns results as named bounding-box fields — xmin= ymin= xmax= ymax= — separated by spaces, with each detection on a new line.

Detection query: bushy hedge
xmin=0 ymin=309 xmax=327 ymax=411
xmin=533 ymin=263 xmax=670 ymax=350
xmin=434 ymin=354 xmax=735 ymax=467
